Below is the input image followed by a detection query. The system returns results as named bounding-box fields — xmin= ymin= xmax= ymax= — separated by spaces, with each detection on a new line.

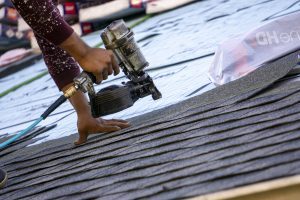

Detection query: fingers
xmin=104 ymin=119 xmax=131 ymax=129
xmin=75 ymin=123 xmax=122 ymax=145
xmin=109 ymin=52 xmax=120 ymax=76
xmin=96 ymin=53 xmax=114 ymax=83
xmin=109 ymin=119 xmax=129 ymax=123
xmin=107 ymin=63 xmax=113 ymax=76
xmin=102 ymin=69 xmax=108 ymax=80
xmin=90 ymin=50 xmax=119 ymax=84
xmin=107 ymin=122 xmax=130 ymax=129
xmin=75 ymin=129 xmax=88 ymax=145
xmin=95 ymin=73 xmax=103 ymax=84
xmin=96 ymin=124 xmax=121 ymax=133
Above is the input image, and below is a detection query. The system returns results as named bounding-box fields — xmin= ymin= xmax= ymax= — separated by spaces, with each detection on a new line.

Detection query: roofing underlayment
xmin=1 ymin=0 xmax=300 ymax=199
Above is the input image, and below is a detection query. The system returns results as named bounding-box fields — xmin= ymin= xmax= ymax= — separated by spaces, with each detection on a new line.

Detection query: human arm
xmin=59 ymin=33 xmax=120 ymax=83
xmin=12 ymin=0 xmax=120 ymax=83
xmin=12 ymin=0 xmax=130 ymax=144
xmin=62 ymin=83 xmax=130 ymax=145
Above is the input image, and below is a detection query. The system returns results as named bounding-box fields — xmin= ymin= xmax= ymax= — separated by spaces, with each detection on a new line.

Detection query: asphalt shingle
xmin=1 ymin=48 xmax=300 ymax=199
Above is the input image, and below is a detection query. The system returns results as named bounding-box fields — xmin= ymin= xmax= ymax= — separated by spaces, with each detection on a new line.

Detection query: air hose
xmin=0 ymin=95 xmax=67 ymax=149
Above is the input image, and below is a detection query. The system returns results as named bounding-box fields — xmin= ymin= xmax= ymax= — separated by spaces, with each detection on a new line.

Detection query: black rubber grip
xmin=84 ymin=71 xmax=97 ymax=83
xmin=41 ymin=95 xmax=67 ymax=119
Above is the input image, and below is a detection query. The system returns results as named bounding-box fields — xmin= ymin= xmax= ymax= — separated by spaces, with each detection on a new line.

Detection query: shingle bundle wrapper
xmin=209 ymin=12 xmax=300 ymax=86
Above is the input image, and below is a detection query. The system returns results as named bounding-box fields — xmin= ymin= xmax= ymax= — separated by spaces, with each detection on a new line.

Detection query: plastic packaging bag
xmin=209 ymin=12 xmax=300 ymax=86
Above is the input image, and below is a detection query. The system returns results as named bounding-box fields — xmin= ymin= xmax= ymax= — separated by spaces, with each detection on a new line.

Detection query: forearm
xmin=34 ymin=33 xmax=81 ymax=90
xmin=13 ymin=0 xmax=91 ymax=62
xmin=59 ymin=32 xmax=90 ymax=64
xmin=62 ymin=83 xmax=91 ymax=117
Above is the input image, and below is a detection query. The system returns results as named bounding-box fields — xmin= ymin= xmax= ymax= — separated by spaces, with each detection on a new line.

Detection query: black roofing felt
xmin=1 ymin=50 xmax=300 ymax=199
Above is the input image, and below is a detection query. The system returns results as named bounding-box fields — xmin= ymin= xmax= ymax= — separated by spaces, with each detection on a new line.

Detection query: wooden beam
xmin=189 ymin=175 xmax=300 ymax=200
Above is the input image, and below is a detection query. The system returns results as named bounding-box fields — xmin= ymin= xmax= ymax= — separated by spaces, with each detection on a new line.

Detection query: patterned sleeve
xmin=11 ymin=0 xmax=74 ymax=45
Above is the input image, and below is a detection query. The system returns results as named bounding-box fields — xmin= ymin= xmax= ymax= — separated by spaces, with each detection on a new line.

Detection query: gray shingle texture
xmin=1 ymin=50 xmax=300 ymax=199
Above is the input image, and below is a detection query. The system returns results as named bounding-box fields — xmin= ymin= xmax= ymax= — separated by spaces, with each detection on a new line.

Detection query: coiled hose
xmin=0 ymin=95 xmax=67 ymax=149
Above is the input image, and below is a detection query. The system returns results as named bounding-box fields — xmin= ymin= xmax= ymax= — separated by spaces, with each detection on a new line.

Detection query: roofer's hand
xmin=77 ymin=48 xmax=120 ymax=84
xmin=62 ymin=84 xmax=130 ymax=146
xmin=75 ymin=116 xmax=130 ymax=145
xmin=59 ymin=32 xmax=120 ymax=84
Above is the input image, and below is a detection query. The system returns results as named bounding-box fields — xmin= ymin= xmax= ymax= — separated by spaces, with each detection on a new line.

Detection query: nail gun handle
xmin=83 ymin=71 xmax=97 ymax=84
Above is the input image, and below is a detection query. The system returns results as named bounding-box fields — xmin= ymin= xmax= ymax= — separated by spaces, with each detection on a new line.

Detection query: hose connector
xmin=64 ymin=85 xmax=78 ymax=99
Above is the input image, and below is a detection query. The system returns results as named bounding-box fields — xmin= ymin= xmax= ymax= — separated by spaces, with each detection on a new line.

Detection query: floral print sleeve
xmin=11 ymin=0 xmax=80 ymax=90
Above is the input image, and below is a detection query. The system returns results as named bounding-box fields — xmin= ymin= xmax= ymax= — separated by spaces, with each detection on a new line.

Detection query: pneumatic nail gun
xmin=64 ymin=19 xmax=162 ymax=117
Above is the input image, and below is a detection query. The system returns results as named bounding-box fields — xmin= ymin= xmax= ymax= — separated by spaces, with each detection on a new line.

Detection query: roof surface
xmin=1 ymin=50 xmax=300 ymax=199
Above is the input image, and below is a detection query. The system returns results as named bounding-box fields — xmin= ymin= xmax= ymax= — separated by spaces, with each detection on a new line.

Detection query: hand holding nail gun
xmin=61 ymin=20 xmax=162 ymax=144
xmin=64 ymin=20 xmax=162 ymax=118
